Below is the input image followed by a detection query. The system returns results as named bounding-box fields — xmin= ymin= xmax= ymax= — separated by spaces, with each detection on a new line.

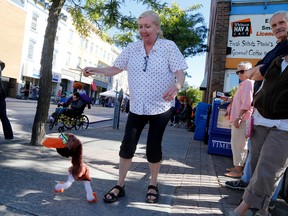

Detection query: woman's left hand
xmin=233 ymin=118 xmax=241 ymax=128
xmin=162 ymin=85 xmax=179 ymax=101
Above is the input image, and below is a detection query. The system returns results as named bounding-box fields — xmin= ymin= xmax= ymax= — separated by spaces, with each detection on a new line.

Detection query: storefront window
xmin=224 ymin=70 xmax=239 ymax=92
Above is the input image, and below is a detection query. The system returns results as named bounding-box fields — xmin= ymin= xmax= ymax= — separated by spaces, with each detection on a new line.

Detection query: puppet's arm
xmin=54 ymin=173 xmax=75 ymax=192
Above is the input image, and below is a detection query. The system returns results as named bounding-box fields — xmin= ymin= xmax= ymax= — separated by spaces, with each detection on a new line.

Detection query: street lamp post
xmin=113 ymin=81 xmax=123 ymax=129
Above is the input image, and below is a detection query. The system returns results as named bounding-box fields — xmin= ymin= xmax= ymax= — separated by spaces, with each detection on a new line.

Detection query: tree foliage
xmin=178 ymin=85 xmax=203 ymax=106
xmin=229 ymin=86 xmax=238 ymax=97
xmin=186 ymin=86 xmax=203 ymax=106
xmin=30 ymin=0 xmax=208 ymax=145
xmin=159 ymin=3 xmax=208 ymax=57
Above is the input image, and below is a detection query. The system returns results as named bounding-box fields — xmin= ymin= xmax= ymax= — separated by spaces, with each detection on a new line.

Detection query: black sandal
xmin=146 ymin=185 xmax=159 ymax=203
xmin=103 ymin=185 xmax=125 ymax=203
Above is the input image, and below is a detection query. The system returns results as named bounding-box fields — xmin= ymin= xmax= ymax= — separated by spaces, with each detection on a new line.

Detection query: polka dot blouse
xmin=113 ymin=38 xmax=188 ymax=115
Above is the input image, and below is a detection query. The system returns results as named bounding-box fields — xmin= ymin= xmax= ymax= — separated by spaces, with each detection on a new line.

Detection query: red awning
xmin=91 ymin=82 xmax=97 ymax=91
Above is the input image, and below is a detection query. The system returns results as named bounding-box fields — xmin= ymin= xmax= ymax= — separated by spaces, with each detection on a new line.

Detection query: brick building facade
xmin=203 ymin=0 xmax=231 ymax=104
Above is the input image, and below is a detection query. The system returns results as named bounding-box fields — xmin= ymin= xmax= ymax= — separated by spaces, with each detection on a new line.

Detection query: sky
xmin=118 ymin=0 xmax=211 ymax=87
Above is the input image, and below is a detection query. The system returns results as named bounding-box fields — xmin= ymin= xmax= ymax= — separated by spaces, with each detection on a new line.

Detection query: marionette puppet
xmin=42 ymin=133 xmax=98 ymax=203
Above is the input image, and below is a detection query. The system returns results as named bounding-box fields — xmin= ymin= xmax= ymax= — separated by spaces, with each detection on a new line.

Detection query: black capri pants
xmin=119 ymin=108 xmax=173 ymax=163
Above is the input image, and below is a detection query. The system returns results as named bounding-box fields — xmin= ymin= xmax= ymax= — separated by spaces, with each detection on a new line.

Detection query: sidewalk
xmin=0 ymin=111 xmax=287 ymax=215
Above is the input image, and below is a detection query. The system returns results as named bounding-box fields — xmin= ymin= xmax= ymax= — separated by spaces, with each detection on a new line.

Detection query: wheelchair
xmin=49 ymin=104 xmax=89 ymax=132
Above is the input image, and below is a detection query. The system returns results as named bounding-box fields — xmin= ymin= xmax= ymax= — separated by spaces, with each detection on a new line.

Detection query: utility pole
xmin=113 ymin=86 xmax=123 ymax=129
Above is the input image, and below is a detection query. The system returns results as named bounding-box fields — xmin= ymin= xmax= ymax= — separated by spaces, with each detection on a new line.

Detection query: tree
xmin=185 ymin=86 xmax=203 ymax=106
xmin=30 ymin=0 xmax=208 ymax=145
xmin=178 ymin=85 xmax=203 ymax=106
xmin=30 ymin=0 xmax=65 ymax=146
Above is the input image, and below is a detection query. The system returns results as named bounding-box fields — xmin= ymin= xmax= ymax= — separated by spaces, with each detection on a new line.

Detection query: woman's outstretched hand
xmin=82 ymin=67 xmax=96 ymax=77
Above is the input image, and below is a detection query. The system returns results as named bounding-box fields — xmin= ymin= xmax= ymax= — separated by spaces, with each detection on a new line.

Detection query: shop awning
xmin=99 ymin=89 xmax=116 ymax=97
xmin=200 ymin=73 xmax=208 ymax=90
xmin=91 ymin=82 xmax=97 ymax=91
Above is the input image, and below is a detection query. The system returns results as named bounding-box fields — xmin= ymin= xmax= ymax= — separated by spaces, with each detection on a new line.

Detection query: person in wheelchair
xmin=50 ymin=92 xmax=85 ymax=123
xmin=173 ymin=102 xmax=192 ymax=127
xmin=63 ymin=92 xmax=85 ymax=119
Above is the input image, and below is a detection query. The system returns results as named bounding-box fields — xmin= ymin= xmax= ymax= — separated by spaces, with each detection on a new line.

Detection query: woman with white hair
xmin=225 ymin=61 xmax=254 ymax=178
xmin=83 ymin=10 xmax=187 ymax=203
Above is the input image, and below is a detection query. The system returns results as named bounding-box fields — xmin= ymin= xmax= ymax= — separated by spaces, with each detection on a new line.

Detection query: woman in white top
xmin=83 ymin=10 xmax=188 ymax=204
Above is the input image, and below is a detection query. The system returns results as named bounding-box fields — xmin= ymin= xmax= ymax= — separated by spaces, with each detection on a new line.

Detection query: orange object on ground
xmin=42 ymin=137 xmax=66 ymax=149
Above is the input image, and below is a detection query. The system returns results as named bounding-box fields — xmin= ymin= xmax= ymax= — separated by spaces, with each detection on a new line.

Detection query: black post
xmin=113 ymin=89 xmax=123 ymax=129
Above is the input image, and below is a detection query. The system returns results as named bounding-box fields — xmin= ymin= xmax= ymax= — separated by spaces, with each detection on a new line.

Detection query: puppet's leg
xmin=54 ymin=174 xmax=75 ymax=192
xmin=83 ymin=181 xmax=98 ymax=203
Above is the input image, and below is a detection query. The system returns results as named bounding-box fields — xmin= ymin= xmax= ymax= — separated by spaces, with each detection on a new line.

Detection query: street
xmin=2 ymin=98 xmax=117 ymax=142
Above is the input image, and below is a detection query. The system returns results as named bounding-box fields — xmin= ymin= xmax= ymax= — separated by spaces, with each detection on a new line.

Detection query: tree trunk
xmin=30 ymin=0 xmax=66 ymax=146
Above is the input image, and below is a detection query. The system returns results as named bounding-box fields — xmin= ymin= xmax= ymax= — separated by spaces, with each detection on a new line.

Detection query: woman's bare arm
xmin=82 ymin=66 xmax=123 ymax=77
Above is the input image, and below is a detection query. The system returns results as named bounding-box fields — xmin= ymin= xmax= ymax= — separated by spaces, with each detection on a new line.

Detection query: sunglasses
xmin=143 ymin=56 xmax=149 ymax=72
xmin=236 ymin=70 xmax=245 ymax=75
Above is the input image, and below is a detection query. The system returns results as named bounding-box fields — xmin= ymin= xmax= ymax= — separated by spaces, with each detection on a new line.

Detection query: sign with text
xmin=232 ymin=20 xmax=251 ymax=37
xmin=207 ymin=135 xmax=232 ymax=157
xmin=227 ymin=14 xmax=276 ymax=59
xmin=211 ymin=140 xmax=231 ymax=150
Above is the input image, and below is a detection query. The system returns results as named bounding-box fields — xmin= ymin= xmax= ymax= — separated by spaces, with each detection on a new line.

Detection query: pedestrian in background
xmin=225 ymin=61 xmax=254 ymax=178
xmin=0 ymin=60 xmax=13 ymax=140
xmin=83 ymin=10 xmax=187 ymax=204
xmin=169 ymin=96 xmax=181 ymax=126
xmin=173 ymin=100 xmax=192 ymax=127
